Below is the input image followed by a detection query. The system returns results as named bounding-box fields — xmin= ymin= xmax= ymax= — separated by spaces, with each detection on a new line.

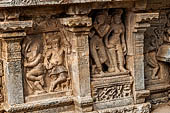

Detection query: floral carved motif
xmin=93 ymin=84 xmax=131 ymax=102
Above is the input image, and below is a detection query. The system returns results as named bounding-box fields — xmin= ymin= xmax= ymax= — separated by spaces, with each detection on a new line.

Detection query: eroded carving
xmin=105 ymin=9 xmax=127 ymax=73
xmin=93 ymin=84 xmax=131 ymax=102
xmin=157 ymin=13 xmax=170 ymax=63
xmin=90 ymin=9 xmax=128 ymax=75
xmin=144 ymin=11 xmax=170 ymax=80
xmin=22 ymin=36 xmax=46 ymax=95
xmin=97 ymin=103 xmax=150 ymax=113
xmin=44 ymin=32 xmax=71 ymax=92
xmin=22 ymin=29 xmax=71 ymax=97
xmin=90 ymin=11 xmax=110 ymax=74
xmin=144 ymin=11 xmax=170 ymax=105
xmin=144 ymin=28 xmax=160 ymax=79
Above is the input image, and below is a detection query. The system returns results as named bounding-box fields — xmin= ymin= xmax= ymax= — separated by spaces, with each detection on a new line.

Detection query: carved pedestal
xmin=91 ymin=73 xmax=133 ymax=110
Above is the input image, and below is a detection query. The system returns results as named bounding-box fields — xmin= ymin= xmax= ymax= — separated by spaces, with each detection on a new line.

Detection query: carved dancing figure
xmin=104 ymin=9 xmax=127 ymax=73
xmin=23 ymin=37 xmax=46 ymax=95
xmin=44 ymin=32 xmax=70 ymax=92
xmin=90 ymin=11 xmax=110 ymax=74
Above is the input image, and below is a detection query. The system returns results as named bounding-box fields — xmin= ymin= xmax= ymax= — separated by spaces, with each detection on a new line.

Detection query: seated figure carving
xmin=90 ymin=11 xmax=110 ymax=74
xmin=44 ymin=32 xmax=70 ymax=92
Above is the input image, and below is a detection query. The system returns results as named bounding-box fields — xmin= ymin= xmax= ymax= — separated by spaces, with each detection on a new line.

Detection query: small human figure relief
xmin=144 ymin=28 xmax=160 ymax=79
xmin=44 ymin=32 xmax=71 ymax=92
xmin=90 ymin=10 xmax=110 ymax=74
xmin=144 ymin=11 xmax=170 ymax=81
xmin=22 ymin=36 xmax=46 ymax=95
xmin=90 ymin=9 xmax=128 ymax=76
xmin=105 ymin=9 xmax=127 ymax=73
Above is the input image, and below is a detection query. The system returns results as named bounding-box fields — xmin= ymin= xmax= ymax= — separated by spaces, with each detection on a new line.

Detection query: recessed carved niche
xmin=89 ymin=9 xmax=133 ymax=110
xmin=144 ymin=10 xmax=170 ymax=104
xmin=89 ymin=9 xmax=129 ymax=76
xmin=21 ymin=17 xmax=72 ymax=102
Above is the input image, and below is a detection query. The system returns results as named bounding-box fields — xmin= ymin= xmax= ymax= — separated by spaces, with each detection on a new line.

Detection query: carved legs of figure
xmin=117 ymin=44 xmax=127 ymax=72
xmin=26 ymin=69 xmax=46 ymax=94
xmin=34 ymin=79 xmax=46 ymax=94
xmin=145 ymin=51 xmax=159 ymax=79
xmin=152 ymin=66 xmax=159 ymax=79
xmin=90 ymin=36 xmax=108 ymax=74
xmin=49 ymin=73 xmax=67 ymax=92
xmin=107 ymin=48 xmax=120 ymax=73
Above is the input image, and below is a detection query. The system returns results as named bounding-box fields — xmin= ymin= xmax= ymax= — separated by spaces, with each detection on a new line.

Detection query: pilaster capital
xmin=60 ymin=16 xmax=92 ymax=33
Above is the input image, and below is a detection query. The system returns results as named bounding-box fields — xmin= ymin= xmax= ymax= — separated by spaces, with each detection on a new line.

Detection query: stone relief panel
xmin=89 ymin=9 xmax=133 ymax=110
xmin=144 ymin=27 xmax=161 ymax=80
xmin=22 ymin=35 xmax=46 ymax=95
xmin=22 ymin=20 xmax=72 ymax=101
xmin=43 ymin=32 xmax=71 ymax=93
xmin=144 ymin=11 xmax=170 ymax=81
xmin=89 ymin=9 xmax=128 ymax=76
xmin=93 ymin=84 xmax=131 ymax=102
xmin=144 ymin=11 xmax=170 ymax=104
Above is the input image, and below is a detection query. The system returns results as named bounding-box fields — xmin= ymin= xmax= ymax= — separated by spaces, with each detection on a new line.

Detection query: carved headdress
xmin=96 ymin=10 xmax=108 ymax=17
xmin=94 ymin=10 xmax=108 ymax=24
xmin=111 ymin=9 xmax=123 ymax=17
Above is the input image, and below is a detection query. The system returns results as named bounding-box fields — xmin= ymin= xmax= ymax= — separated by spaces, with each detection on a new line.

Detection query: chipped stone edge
xmin=90 ymin=102 xmax=151 ymax=113
xmin=0 ymin=0 xmax=136 ymax=7
xmin=3 ymin=96 xmax=74 ymax=112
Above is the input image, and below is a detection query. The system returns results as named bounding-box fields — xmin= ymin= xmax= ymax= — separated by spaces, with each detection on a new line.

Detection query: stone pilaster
xmin=60 ymin=16 xmax=93 ymax=113
xmin=0 ymin=21 xmax=33 ymax=110
xmin=127 ymin=11 xmax=159 ymax=104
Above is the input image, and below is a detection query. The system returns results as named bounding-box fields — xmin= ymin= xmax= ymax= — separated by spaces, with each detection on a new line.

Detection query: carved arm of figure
xmin=24 ymin=53 xmax=42 ymax=68
xmin=94 ymin=24 xmax=110 ymax=38
xmin=89 ymin=30 xmax=95 ymax=38
xmin=90 ymin=37 xmax=102 ymax=72
xmin=44 ymin=51 xmax=53 ymax=70
xmin=104 ymin=27 xmax=114 ymax=49
xmin=120 ymin=23 xmax=127 ymax=55
xmin=57 ymin=46 xmax=65 ymax=65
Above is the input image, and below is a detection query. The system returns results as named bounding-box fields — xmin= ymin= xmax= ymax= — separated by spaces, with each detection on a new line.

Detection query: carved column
xmin=60 ymin=16 xmax=93 ymax=113
xmin=0 ymin=21 xmax=32 ymax=110
xmin=127 ymin=11 xmax=159 ymax=104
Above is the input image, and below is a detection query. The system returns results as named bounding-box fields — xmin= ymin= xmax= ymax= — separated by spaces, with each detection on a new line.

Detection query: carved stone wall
xmin=0 ymin=0 xmax=169 ymax=113
xmin=143 ymin=10 xmax=170 ymax=105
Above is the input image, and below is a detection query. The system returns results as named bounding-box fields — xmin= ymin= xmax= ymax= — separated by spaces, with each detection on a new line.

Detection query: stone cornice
xmin=3 ymin=96 xmax=73 ymax=112
xmin=0 ymin=21 xmax=33 ymax=32
xmin=0 ymin=0 xmax=135 ymax=7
